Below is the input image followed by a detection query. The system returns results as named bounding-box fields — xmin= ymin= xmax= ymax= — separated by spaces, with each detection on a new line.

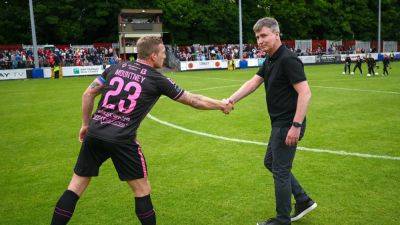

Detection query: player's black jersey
xmin=367 ymin=57 xmax=375 ymax=67
xmin=355 ymin=58 xmax=363 ymax=66
xmin=383 ymin=57 xmax=390 ymax=67
xmin=87 ymin=61 xmax=184 ymax=143
xmin=345 ymin=57 xmax=351 ymax=64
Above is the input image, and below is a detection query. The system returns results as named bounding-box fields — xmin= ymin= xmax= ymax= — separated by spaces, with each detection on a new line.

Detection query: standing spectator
xmin=11 ymin=52 xmax=17 ymax=69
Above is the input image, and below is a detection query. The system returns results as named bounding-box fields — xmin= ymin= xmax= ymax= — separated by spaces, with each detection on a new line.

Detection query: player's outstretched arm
xmin=79 ymin=78 xmax=104 ymax=142
xmin=227 ymin=75 xmax=264 ymax=104
xmin=176 ymin=91 xmax=233 ymax=114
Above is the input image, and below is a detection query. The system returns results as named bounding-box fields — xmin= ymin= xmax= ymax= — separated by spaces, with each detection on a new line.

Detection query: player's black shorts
xmin=74 ymin=135 xmax=148 ymax=181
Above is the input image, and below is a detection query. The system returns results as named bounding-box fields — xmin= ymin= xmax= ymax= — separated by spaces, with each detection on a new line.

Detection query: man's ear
xmin=149 ymin=52 xmax=157 ymax=62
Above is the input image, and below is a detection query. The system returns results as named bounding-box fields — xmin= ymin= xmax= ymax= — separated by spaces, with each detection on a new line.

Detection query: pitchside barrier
xmin=0 ymin=65 xmax=112 ymax=81
xmin=179 ymin=52 xmax=400 ymax=71
xmin=1 ymin=53 xmax=399 ymax=80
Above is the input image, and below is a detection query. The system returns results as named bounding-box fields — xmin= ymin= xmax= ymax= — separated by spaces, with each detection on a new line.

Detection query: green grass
xmin=0 ymin=62 xmax=399 ymax=225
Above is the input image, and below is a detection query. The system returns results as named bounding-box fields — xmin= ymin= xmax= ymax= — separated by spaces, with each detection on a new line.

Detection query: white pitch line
xmin=170 ymin=74 xmax=400 ymax=95
xmin=147 ymin=114 xmax=400 ymax=161
xmin=311 ymin=85 xmax=400 ymax=95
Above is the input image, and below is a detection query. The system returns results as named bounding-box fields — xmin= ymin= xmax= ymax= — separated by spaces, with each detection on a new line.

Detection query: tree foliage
xmin=0 ymin=0 xmax=398 ymax=45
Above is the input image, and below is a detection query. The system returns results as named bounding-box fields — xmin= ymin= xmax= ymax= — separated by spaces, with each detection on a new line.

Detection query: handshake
xmin=220 ymin=98 xmax=235 ymax=114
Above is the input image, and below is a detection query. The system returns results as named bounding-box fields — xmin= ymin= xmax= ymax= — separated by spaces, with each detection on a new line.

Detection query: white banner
xmin=295 ymin=40 xmax=312 ymax=53
xmin=327 ymin=40 xmax=342 ymax=51
xmin=355 ymin=41 xmax=370 ymax=51
xmin=180 ymin=57 xmax=314 ymax=71
xmin=0 ymin=69 xmax=27 ymax=80
xmin=234 ymin=58 xmax=265 ymax=67
xmin=298 ymin=56 xmax=317 ymax=64
xmin=62 ymin=66 xmax=105 ymax=77
xmin=180 ymin=60 xmax=227 ymax=71
xmin=43 ymin=68 xmax=52 ymax=78
xmin=383 ymin=41 xmax=397 ymax=52
xmin=340 ymin=53 xmax=379 ymax=61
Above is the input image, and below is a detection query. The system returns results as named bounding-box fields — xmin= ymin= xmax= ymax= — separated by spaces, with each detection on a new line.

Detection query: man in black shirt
xmin=342 ymin=55 xmax=351 ymax=75
xmin=383 ymin=54 xmax=390 ymax=76
xmin=50 ymin=36 xmax=233 ymax=225
xmin=352 ymin=55 xmax=363 ymax=75
xmin=366 ymin=54 xmax=377 ymax=76
xmin=225 ymin=18 xmax=316 ymax=225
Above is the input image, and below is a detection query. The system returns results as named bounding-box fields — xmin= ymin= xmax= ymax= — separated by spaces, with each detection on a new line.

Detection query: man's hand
xmin=79 ymin=125 xmax=89 ymax=143
xmin=221 ymin=98 xmax=234 ymax=114
xmin=285 ymin=126 xmax=301 ymax=146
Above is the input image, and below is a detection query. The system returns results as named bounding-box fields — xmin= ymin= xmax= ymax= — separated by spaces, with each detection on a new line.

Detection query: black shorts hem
xmin=74 ymin=167 xmax=99 ymax=178
xmin=119 ymin=174 xmax=147 ymax=181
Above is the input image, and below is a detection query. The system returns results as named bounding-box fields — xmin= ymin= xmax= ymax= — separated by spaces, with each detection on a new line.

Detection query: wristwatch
xmin=292 ymin=122 xmax=302 ymax=128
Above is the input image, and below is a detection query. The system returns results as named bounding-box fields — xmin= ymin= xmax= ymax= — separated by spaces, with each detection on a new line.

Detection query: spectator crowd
xmin=0 ymin=47 xmax=120 ymax=70
xmin=171 ymin=44 xmax=265 ymax=61
xmin=171 ymin=43 xmax=366 ymax=61
xmin=0 ymin=42 xmax=390 ymax=69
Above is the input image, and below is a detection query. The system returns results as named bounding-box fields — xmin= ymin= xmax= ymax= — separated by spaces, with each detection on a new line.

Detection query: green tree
xmin=0 ymin=0 xmax=399 ymax=45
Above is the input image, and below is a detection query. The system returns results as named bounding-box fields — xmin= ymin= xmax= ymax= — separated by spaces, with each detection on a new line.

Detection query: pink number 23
xmin=102 ymin=77 xmax=142 ymax=114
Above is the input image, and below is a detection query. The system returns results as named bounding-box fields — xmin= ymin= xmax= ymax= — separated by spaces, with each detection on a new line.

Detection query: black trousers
xmin=383 ymin=66 xmax=389 ymax=75
xmin=368 ymin=66 xmax=375 ymax=75
xmin=264 ymin=126 xmax=309 ymax=225
xmin=353 ymin=65 xmax=362 ymax=74
xmin=344 ymin=64 xmax=351 ymax=74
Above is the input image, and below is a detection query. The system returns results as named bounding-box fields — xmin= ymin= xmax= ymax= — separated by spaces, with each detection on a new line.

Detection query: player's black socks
xmin=51 ymin=190 xmax=79 ymax=225
xmin=135 ymin=194 xmax=156 ymax=225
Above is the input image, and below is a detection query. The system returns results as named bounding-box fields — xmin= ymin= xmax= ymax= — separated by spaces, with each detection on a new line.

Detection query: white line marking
xmin=150 ymin=83 xmax=399 ymax=161
xmin=170 ymin=74 xmax=400 ymax=95
xmin=311 ymin=85 xmax=400 ymax=95
xmin=147 ymin=114 xmax=400 ymax=161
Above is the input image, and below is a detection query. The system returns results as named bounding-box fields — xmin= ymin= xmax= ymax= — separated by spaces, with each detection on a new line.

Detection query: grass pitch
xmin=0 ymin=62 xmax=399 ymax=225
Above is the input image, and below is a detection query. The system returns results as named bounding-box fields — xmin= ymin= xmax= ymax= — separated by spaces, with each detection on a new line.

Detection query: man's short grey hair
xmin=253 ymin=17 xmax=280 ymax=33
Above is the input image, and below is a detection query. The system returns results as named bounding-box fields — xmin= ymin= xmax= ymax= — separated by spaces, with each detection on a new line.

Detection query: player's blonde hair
xmin=137 ymin=36 xmax=163 ymax=59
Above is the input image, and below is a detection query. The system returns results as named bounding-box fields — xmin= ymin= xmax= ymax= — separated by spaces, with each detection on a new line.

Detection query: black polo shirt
xmin=256 ymin=45 xmax=307 ymax=127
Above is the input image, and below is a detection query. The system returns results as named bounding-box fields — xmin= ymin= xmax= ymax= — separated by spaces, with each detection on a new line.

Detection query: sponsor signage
xmin=298 ymin=56 xmax=317 ymax=64
xmin=180 ymin=59 xmax=264 ymax=71
xmin=62 ymin=66 xmax=105 ymax=77
xmin=181 ymin=60 xmax=227 ymax=71
xmin=339 ymin=52 xmax=399 ymax=61
xmin=0 ymin=69 xmax=27 ymax=80
xmin=340 ymin=53 xmax=376 ymax=61
xmin=317 ymin=55 xmax=339 ymax=63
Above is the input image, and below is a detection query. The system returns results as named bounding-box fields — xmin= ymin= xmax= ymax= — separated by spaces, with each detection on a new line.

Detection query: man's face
xmin=152 ymin=44 xmax=166 ymax=68
xmin=255 ymin=26 xmax=279 ymax=54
